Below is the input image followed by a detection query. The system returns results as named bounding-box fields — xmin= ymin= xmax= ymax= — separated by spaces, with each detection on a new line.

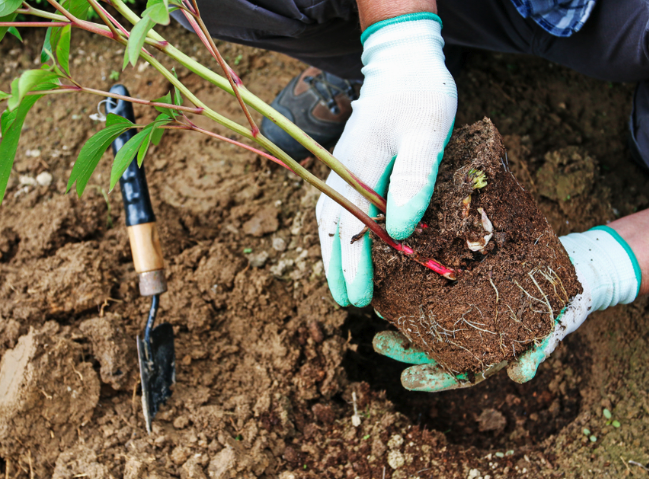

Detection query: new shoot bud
xmin=468 ymin=169 xmax=488 ymax=189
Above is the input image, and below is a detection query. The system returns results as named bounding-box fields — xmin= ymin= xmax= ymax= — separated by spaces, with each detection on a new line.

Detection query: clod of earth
xmin=372 ymin=119 xmax=582 ymax=374
xmin=0 ymin=322 xmax=100 ymax=477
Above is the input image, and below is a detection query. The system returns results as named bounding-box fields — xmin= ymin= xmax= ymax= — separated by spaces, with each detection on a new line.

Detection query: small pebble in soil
xmin=36 ymin=172 xmax=52 ymax=186
xmin=248 ymin=251 xmax=269 ymax=268
xmin=272 ymin=237 xmax=287 ymax=251
xmin=387 ymin=434 xmax=404 ymax=450
xmin=387 ymin=450 xmax=404 ymax=470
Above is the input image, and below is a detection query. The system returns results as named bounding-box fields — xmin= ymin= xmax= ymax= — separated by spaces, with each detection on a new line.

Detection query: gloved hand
xmin=316 ymin=13 xmax=457 ymax=308
xmin=373 ymin=226 xmax=642 ymax=391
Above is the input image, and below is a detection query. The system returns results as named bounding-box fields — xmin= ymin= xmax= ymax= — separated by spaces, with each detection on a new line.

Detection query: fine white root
xmin=488 ymin=275 xmax=500 ymax=304
xmin=548 ymin=266 xmax=570 ymax=303
xmin=528 ymin=269 xmax=554 ymax=322
xmin=351 ymin=392 xmax=361 ymax=427
xmin=447 ymin=339 xmax=485 ymax=369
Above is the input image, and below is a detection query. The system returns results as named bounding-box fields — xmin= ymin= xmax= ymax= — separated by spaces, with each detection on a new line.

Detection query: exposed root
xmin=507 ymin=302 xmax=536 ymax=335
xmin=488 ymin=273 xmax=500 ymax=304
xmin=513 ymin=279 xmax=547 ymax=308
xmin=528 ymin=269 xmax=554 ymax=322
xmin=447 ymin=339 xmax=485 ymax=370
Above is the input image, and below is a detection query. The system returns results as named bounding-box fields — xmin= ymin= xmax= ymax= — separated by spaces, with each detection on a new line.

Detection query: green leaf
xmin=54 ymin=24 xmax=71 ymax=75
xmin=0 ymin=12 xmax=18 ymax=42
xmin=143 ymin=2 xmax=168 ymax=25
xmin=0 ymin=0 xmax=22 ymax=18
xmin=8 ymin=68 xmax=60 ymax=111
xmin=41 ymin=27 xmax=52 ymax=64
xmin=173 ymin=87 xmax=182 ymax=106
xmin=150 ymin=123 xmax=166 ymax=145
xmin=106 ymin=113 xmax=134 ymax=128
xmin=0 ymin=91 xmax=8 ymax=101
xmin=125 ymin=15 xmax=154 ymax=68
xmin=137 ymin=114 xmax=170 ymax=166
xmin=110 ymin=126 xmax=152 ymax=190
xmin=8 ymin=26 xmax=21 ymax=41
xmin=68 ymin=123 xmax=131 ymax=196
xmin=153 ymin=92 xmax=177 ymax=119
xmin=0 ymin=95 xmax=43 ymax=203
xmin=61 ymin=0 xmax=89 ymax=20
xmin=136 ymin=133 xmax=152 ymax=167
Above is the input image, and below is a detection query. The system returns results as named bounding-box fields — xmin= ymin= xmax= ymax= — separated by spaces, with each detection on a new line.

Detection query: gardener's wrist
xmin=608 ymin=209 xmax=649 ymax=295
xmin=357 ymin=0 xmax=438 ymax=31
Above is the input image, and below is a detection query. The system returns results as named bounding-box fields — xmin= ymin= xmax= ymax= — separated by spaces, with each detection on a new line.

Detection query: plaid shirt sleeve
xmin=510 ymin=0 xmax=596 ymax=37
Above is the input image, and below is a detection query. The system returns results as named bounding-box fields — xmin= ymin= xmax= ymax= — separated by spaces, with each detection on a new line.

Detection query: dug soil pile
xmin=373 ymin=119 xmax=581 ymax=373
xmin=1 ymin=26 xmax=648 ymax=479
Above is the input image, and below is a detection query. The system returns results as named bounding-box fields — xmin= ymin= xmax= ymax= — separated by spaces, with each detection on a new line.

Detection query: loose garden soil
xmin=0 ymin=24 xmax=648 ymax=479
xmin=373 ymin=119 xmax=581 ymax=374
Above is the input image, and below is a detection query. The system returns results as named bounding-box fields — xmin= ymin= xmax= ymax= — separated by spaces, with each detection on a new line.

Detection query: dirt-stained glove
xmin=316 ymin=13 xmax=457 ymax=308
xmin=373 ymin=226 xmax=641 ymax=392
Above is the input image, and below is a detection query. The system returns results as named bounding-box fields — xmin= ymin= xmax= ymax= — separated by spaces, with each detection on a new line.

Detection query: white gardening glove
xmin=506 ymin=226 xmax=641 ymax=382
xmin=316 ymin=13 xmax=457 ymax=308
xmin=372 ymin=226 xmax=642 ymax=391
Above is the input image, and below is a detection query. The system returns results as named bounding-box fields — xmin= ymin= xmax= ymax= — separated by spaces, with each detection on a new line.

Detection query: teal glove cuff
xmin=361 ymin=12 xmax=443 ymax=45
xmin=590 ymin=225 xmax=642 ymax=297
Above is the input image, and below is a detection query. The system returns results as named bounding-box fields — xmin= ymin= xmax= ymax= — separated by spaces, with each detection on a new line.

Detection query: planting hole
xmin=342 ymin=309 xmax=588 ymax=450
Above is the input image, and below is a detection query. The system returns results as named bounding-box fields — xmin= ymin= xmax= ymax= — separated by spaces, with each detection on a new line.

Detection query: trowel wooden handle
xmin=127 ymin=222 xmax=164 ymax=273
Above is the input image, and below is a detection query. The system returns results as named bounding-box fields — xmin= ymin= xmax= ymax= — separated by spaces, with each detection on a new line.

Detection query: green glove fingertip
xmin=346 ymin=233 xmax=373 ymax=307
xmin=373 ymin=331 xmax=436 ymax=365
xmin=507 ymin=340 xmax=548 ymax=384
xmin=386 ymin=182 xmax=436 ymax=240
xmin=401 ymin=364 xmax=469 ymax=392
xmin=326 ymin=231 xmax=350 ymax=307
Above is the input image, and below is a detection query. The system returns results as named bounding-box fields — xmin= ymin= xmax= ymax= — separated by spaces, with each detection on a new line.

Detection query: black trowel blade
xmin=137 ymin=323 xmax=176 ymax=434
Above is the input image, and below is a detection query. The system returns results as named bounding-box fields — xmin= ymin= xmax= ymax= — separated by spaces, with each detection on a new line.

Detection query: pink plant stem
xmin=189 ymin=124 xmax=293 ymax=171
xmin=80 ymin=86 xmax=204 ymax=114
xmin=26 ymin=86 xmax=202 ymax=115
xmin=86 ymin=0 xmax=119 ymax=39
xmin=181 ymin=8 xmax=259 ymax=136
xmin=0 ymin=22 xmax=70 ymax=26
xmin=45 ymin=0 xmax=113 ymax=38
xmin=99 ymin=8 xmax=131 ymax=37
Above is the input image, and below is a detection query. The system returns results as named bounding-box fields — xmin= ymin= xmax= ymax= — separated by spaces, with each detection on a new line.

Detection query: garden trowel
xmin=107 ymin=84 xmax=175 ymax=434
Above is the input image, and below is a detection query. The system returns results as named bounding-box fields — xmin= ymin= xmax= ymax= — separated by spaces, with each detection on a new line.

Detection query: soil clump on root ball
xmin=372 ymin=118 xmax=582 ymax=374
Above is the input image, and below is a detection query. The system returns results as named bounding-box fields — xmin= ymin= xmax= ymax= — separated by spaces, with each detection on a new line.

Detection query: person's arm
xmin=609 ymin=208 xmax=649 ymax=295
xmin=357 ymin=0 xmax=437 ymax=30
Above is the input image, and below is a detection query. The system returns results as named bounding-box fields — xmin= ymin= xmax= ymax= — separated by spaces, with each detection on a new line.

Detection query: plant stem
xmin=80 ymin=86 xmax=204 ymax=114
xmin=186 ymin=124 xmax=292 ymax=171
xmin=44 ymin=0 xmax=116 ymax=38
xmin=109 ymin=0 xmax=387 ymax=213
xmin=25 ymin=86 xmax=205 ymax=116
xmin=14 ymin=0 xmax=454 ymax=280
xmin=0 ymin=22 xmax=70 ymax=26
xmin=180 ymin=9 xmax=259 ymax=136
xmin=17 ymin=6 xmax=67 ymax=21
xmin=86 ymin=0 xmax=120 ymax=40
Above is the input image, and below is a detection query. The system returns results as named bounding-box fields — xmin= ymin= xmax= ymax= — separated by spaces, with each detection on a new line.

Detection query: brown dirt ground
xmin=0 ymin=24 xmax=648 ymax=479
